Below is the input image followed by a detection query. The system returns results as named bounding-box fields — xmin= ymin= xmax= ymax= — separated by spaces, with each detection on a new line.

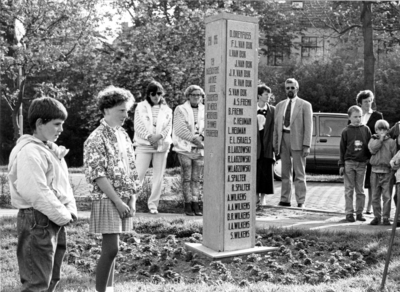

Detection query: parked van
xmin=274 ymin=112 xmax=349 ymax=180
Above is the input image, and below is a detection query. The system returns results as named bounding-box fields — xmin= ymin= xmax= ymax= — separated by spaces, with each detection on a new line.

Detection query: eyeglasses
xmin=150 ymin=92 xmax=163 ymax=96
xmin=190 ymin=94 xmax=202 ymax=97
xmin=286 ymin=87 xmax=295 ymax=90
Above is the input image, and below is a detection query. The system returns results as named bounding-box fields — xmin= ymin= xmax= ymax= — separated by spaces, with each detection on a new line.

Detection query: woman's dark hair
xmin=97 ymin=85 xmax=135 ymax=114
xmin=146 ymin=80 xmax=165 ymax=106
xmin=356 ymin=90 xmax=374 ymax=105
xmin=257 ymin=84 xmax=271 ymax=96
xmin=28 ymin=96 xmax=68 ymax=131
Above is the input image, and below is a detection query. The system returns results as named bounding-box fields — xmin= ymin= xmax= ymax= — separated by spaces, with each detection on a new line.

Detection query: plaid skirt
xmin=89 ymin=198 xmax=133 ymax=234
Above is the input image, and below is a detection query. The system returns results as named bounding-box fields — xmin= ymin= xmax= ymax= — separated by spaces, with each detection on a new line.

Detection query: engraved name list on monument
xmin=224 ymin=21 xmax=256 ymax=248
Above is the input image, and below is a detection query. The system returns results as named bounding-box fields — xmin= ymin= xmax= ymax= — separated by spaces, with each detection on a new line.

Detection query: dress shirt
xmin=361 ymin=108 xmax=373 ymax=125
xmin=283 ymin=96 xmax=298 ymax=131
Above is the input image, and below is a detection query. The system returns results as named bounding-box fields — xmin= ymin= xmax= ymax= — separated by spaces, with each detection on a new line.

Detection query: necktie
xmin=284 ymin=99 xmax=292 ymax=127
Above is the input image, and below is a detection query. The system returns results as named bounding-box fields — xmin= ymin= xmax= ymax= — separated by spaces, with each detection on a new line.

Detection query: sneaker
xmin=370 ymin=217 xmax=381 ymax=225
xmin=365 ymin=211 xmax=372 ymax=215
xmin=346 ymin=214 xmax=355 ymax=222
xmin=383 ymin=218 xmax=392 ymax=226
xmin=278 ymin=201 xmax=291 ymax=207
xmin=356 ymin=214 xmax=366 ymax=221
xmin=149 ymin=209 xmax=158 ymax=214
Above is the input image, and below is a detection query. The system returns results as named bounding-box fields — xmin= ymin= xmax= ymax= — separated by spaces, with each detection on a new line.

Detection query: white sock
xmin=105 ymin=287 xmax=114 ymax=292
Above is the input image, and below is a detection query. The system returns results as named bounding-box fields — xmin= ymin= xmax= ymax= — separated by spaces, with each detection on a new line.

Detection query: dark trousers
xmin=17 ymin=208 xmax=67 ymax=292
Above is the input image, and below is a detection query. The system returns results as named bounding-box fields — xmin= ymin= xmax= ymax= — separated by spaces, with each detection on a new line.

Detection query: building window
xmin=292 ymin=1 xmax=304 ymax=9
xmin=263 ymin=36 xmax=291 ymax=66
xmin=301 ymin=36 xmax=322 ymax=60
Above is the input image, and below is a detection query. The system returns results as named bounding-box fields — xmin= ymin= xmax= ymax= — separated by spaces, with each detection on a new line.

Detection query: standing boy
xmin=8 ymin=97 xmax=77 ymax=291
xmin=368 ymin=120 xmax=397 ymax=225
xmin=339 ymin=105 xmax=371 ymax=222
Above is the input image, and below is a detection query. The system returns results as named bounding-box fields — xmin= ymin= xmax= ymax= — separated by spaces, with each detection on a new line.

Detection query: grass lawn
xmin=2 ymin=216 xmax=400 ymax=292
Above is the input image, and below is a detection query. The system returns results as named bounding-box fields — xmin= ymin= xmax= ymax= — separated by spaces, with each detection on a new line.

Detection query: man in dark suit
xmin=273 ymin=78 xmax=313 ymax=207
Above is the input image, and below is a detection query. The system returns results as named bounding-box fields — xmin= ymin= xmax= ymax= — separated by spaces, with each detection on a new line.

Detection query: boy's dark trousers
xmin=17 ymin=208 xmax=67 ymax=292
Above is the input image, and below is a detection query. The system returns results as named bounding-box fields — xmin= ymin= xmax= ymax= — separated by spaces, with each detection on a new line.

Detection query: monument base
xmin=185 ymin=243 xmax=278 ymax=260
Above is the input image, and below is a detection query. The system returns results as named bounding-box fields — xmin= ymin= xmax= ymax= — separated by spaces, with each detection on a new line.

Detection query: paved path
xmin=2 ymin=176 xmax=399 ymax=234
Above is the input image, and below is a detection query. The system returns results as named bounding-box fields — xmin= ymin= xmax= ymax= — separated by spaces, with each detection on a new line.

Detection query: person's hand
xmin=302 ymin=146 xmax=310 ymax=158
xmin=339 ymin=166 xmax=344 ymax=176
xmin=192 ymin=136 xmax=204 ymax=149
xmin=115 ymin=199 xmax=132 ymax=219
xmin=128 ymin=195 xmax=137 ymax=217
xmin=70 ymin=213 xmax=78 ymax=223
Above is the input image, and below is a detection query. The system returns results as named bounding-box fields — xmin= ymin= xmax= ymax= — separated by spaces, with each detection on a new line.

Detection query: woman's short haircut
xmin=184 ymin=85 xmax=205 ymax=99
xmin=28 ymin=96 xmax=68 ymax=131
xmin=347 ymin=105 xmax=362 ymax=117
xmin=356 ymin=90 xmax=374 ymax=105
xmin=257 ymin=84 xmax=271 ymax=96
xmin=145 ymin=80 xmax=165 ymax=106
xmin=375 ymin=119 xmax=390 ymax=131
xmin=97 ymin=85 xmax=135 ymax=114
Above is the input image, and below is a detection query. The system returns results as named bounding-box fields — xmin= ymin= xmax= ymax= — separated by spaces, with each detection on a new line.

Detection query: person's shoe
xmin=346 ymin=214 xmax=355 ymax=222
xmin=370 ymin=217 xmax=380 ymax=225
xmin=278 ymin=202 xmax=291 ymax=207
xmin=356 ymin=214 xmax=366 ymax=221
xmin=184 ymin=203 xmax=195 ymax=216
xmin=396 ymin=221 xmax=400 ymax=227
xmin=365 ymin=211 xmax=372 ymax=215
xmin=297 ymin=203 xmax=304 ymax=208
xmin=382 ymin=218 xmax=392 ymax=226
xmin=149 ymin=209 xmax=158 ymax=214
xmin=192 ymin=202 xmax=203 ymax=216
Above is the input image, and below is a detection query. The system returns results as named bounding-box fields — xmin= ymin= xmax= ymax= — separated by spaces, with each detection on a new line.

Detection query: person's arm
xmin=134 ymin=105 xmax=152 ymax=140
xmin=160 ymin=109 xmax=172 ymax=140
xmin=17 ymin=149 xmax=72 ymax=226
xmin=95 ymin=177 xmax=131 ymax=218
xmin=368 ymin=135 xmax=382 ymax=155
xmin=302 ymin=102 xmax=313 ymax=157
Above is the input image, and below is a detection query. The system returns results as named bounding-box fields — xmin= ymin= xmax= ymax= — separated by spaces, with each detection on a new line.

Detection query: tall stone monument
xmin=185 ymin=13 xmax=277 ymax=259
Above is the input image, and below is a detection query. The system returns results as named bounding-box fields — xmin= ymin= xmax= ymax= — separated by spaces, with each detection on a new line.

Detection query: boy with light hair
xmin=368 ymin=119 xmax=397 ymax=225
xmin=339 ymin=105 xmax=371 ymax=222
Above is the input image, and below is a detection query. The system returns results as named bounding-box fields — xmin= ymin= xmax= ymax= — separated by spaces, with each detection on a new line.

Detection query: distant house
xmin=258 ymin=1 xmax=363 ymax=67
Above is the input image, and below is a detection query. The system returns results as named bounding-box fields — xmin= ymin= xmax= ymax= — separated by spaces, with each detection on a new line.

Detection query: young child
xmin=368 ymin=120 xmax=397 ymax=225
xmin=8 ymin=97 xmax=77 ymax=291
xmin=390 ymin=149 xmax=400 ymax=223
xmin=388 ymin=121 xmax=400 ymax=226
xmin=339 ymin=105 xmax=371 ymax=222
xmin=84 ymin=86 xmax=137 ymax=292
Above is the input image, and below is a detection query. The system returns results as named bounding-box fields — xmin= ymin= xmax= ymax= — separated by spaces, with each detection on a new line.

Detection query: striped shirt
xmin=174 ymin=107 xmax=199 ymax=142
xmin=134 ymin=104 xmax=171 ymax=140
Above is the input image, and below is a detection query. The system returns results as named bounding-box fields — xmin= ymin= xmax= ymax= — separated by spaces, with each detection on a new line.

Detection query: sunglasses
xmin=151 ymin=92 xmax=163 ymax=96
xmin=190 ymin=94 xmax=202 ymax=97
xmin=286 ymin=87 xmax=295 ymax=90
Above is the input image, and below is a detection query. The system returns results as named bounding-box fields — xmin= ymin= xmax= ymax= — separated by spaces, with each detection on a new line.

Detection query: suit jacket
xmin=366 ymin=111 xmax=383 ymax=136
xmin=257 ymin=104 xmax=275 ymax=160
xmin=273 ymin=97 xmax=313 ymax=155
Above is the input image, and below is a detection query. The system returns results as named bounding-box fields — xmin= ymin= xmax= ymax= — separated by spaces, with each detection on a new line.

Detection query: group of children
xmin=339 ymin=105 xmax=400 ymax=225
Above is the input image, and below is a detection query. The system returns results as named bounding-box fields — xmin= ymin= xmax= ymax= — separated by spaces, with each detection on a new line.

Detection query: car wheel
xmin=274 ymin=159 xmax=282 ymax=181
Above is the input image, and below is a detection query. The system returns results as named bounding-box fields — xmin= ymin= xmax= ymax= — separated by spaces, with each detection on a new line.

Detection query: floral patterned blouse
xmin=84 ymin=119 xmax=137 ymax=200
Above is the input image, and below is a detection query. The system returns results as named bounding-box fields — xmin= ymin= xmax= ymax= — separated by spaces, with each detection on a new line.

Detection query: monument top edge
xmin=205 ymin=12 xmax=259 ymax=24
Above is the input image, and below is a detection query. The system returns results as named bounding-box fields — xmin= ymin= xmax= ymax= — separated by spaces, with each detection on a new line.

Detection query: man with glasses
xmin=273 ymin=78 xmax=313 ymax=207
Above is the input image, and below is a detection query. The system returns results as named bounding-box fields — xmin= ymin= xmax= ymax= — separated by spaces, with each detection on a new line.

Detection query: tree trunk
xmin=361 ymin=2 xmax=375 ymax=94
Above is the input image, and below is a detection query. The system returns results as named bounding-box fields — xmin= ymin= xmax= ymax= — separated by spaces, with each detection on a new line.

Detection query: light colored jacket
xmin=273 ymin=97 xmax=313 ymax=155
xmin=390 ymin=150 xmax=400 ymax=183
xmin=8 ymin=135 xmax=77 ymax=226
xmin=172 ymin=101 xmax=204 ymax=155
xmin=134 ymin=100 xmax=172 ymax=152
xmin=368 ymin=134 xmax=397 ymax=173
